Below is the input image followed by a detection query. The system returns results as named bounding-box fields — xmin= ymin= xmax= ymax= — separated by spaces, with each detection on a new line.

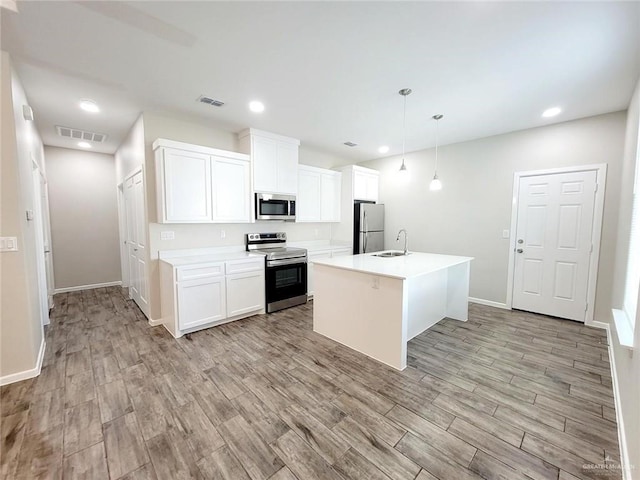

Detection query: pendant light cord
xmin=434 ymin=117 xmax=439 ymax=174
xmin=402 ymin=94 xmax=407 ymax=164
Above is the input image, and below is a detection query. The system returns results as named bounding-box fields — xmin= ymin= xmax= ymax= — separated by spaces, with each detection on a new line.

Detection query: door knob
xmin=517 ymin=248 xmax=524 ymax=253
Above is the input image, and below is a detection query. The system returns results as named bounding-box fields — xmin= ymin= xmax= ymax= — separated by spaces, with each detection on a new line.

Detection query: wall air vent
xmin=197 ymin=95 xmax=225 ymax=107
xmin=56 ymin=126 xmax=107 ymax=143
xmin=343 ymin=141 xmax=358 ymax=147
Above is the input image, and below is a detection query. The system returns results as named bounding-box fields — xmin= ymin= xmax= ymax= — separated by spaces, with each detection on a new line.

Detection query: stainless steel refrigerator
xmin=353 ymin=202 xmax=384 ymax=254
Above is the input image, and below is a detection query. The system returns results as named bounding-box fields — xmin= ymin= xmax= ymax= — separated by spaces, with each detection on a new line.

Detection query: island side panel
xmin=445 ymin=261 xmax=471 ymax=321
xmin=406 ymin=269 xmax=447 ymax=340
xmin=313 ymin=264 xmax=407 ymax=370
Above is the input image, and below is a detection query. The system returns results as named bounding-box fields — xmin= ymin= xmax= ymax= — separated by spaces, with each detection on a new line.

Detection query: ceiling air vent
xmin=343 ymin=141 xmax=358 ymax=147
xmin=197 ymin=95 xmax=225 ymax=107
xmin=56 ymin=126 xmax=107 ymax=143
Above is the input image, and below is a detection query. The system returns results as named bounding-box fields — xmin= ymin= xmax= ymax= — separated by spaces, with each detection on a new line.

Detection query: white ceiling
xmin=2 ymin=1 xmax=639 ymax=162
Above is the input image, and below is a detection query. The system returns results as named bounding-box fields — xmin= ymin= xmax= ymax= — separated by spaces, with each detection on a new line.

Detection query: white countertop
xmin=312 ymin=251 xmax=473 ymax=279
xmin=160 ymin=251 xmax=264 ymax=267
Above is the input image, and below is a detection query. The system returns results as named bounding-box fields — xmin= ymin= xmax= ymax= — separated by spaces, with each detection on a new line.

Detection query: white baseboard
xmin=148 ymin=318 xmax=163 ymax=327
xmin=589 ymin=320 xmax=609 ymax=330
xmin=0 ymin=338 xmax=46 ymax=386
xmin=54 ymin=281 xmax=122 ymax=294
xmin=469 ymin=297 xmax=510 ymax=310
xmin=604 ymin=323 xmax=632 ymax=480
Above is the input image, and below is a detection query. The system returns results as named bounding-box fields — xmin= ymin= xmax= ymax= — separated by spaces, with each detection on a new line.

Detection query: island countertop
xmin=311 ymin=251 xmax=473 ymax=280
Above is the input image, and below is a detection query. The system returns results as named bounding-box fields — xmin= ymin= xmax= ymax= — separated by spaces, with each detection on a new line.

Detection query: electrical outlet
xmin=220 ymin=230 xmax=226 ymax=239
xmin=314 ymin=229 xmax=319 ymax=237
xmin=160 ymin=231 xmax=175 ymax=240
xmin=0 ymin=237 xmax=18 ymax=252
xmin=372 ymin=276 xmax=380 ymax=289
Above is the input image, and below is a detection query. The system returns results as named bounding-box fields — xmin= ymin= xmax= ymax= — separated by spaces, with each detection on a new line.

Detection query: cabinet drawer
xmin=177 ymin=263 xmax=224 ymax=281
xmin=225 ymin=258 xmax=265 ymax=275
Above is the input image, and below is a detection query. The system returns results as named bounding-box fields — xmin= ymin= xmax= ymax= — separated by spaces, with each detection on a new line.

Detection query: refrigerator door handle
xmin=363 ymin=211 xmax=368 ymax=252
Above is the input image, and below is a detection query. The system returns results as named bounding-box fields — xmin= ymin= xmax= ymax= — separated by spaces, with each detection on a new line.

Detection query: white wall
xmin=45 ymin=146 xmax=121 ymax=290
xmin=115 ymin=114 xmax=145 ymax=184
xmin=361 ymin=111 xmax=626 ymax=322
xmin=609 ymin=77 xmax=640 ymax=478
xmin=0 ymin=51 xmax=45 ymax=381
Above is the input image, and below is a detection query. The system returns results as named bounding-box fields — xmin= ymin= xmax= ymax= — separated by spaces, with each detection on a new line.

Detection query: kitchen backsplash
xmin=148 ymin=222 xmax=334 ymax=259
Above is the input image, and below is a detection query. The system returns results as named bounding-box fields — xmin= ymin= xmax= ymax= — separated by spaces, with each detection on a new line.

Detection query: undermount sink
xmin=375 ymin=251 xmax=409 ymax=257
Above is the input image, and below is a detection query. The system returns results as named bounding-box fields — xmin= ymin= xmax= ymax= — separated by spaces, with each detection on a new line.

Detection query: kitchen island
xmin=312 ymin=251 xmax=473 ymax=370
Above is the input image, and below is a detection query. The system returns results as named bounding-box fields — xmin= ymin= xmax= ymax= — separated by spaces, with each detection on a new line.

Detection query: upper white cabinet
xmin=320 ymin=171 xmax=341 ymax=222
xmin=154 ymin=139 xmax=251 ymax=224
xmin=238 ymin=128 xmax=300 ymax=195
xmin=353 ymin=167 xmax=379 ymax=202
xmin=297 ymin=165 xmax=341 ymax=223
xmin=162 ymin=149 xmax=212 ymax=223
xmin=212 ymin=156 xmax=250 ymax=223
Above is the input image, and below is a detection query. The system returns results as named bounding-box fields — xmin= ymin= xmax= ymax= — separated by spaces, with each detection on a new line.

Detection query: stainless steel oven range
xmin=246 ymin=232 xmax=307 ymax=313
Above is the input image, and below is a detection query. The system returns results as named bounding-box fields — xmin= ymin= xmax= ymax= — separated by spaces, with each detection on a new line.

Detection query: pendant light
xmin=430 ymin=114 xmax=444 ymax=191
xmin=398 ymin=88 xmax=412 ymax=176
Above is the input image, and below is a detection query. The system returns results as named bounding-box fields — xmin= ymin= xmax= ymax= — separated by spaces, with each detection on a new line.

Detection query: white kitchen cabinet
xmin=160 ymin=254 xmax=265 ymax=338
xmin=154 ymin=139 xmax=251 ymax=224
xmin=297 ymin=165 xmax=341 ymax=223
xmin=320 ymin=171 xmax=341 ymax=222
xmin=177 ymin=275 xmax=226 ymax=331
xmin=238 ymin=128 xmax=300 ymax=195
xmin=297 ymin=167 xmax=322 ymax=222
xmin=212 ymin=156 xmax=251 ymax=223
xmin=226 ymin=271 xmax=265 ymax=317
xmin=353 ymin=168 xmax=379 ymax=202
xmin=251 ymin=136 xmax=278 ymax=193
xmin=160 ymin=148 xmax=212 ymax=223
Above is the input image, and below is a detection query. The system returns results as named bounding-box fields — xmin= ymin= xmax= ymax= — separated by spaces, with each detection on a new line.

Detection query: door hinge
xmin=594 ymin=183 xmax=599 ymax=193
xmin=590 ymin=244 xmax=594 ymax=253
xmin=585 ymin=302 xmax=589 ymax=312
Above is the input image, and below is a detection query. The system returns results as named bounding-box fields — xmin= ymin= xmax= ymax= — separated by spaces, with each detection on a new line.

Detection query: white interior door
xmin=124 ymin=170 xmax=149 ymax=316
xmin=32 ymin=165 xmax=50 ymax=325
xmin=117 ymin=184 xmax=129 ymax=288
xmin=512 ymin=170 xmax=597 ymax=321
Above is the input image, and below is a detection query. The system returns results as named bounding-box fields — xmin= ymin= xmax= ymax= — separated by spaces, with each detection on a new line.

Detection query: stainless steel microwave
xmin=255 ymin=193 xmax=296 ymax=221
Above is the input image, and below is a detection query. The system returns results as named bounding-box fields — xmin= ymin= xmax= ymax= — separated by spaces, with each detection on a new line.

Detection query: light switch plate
xmin=0 ymin=237 xmax=18 ymax=252
xmin=160 ymin=231 xmax=175 ymax=240
xmin=502 ymin=229 xmax=510 ymax=239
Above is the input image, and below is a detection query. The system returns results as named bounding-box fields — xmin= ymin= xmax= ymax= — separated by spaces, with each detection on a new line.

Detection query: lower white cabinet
xmin=178 ymin=276 xmax=226 ymax=331
xmin=226 ymin=271 xmax=265 ymax=317
xmin=160 ymin=256 xmax=265 ymax=338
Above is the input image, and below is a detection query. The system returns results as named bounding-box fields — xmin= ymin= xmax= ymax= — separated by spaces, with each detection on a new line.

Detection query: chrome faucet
xmin=396 ymin=229 xmax=408 ymax=255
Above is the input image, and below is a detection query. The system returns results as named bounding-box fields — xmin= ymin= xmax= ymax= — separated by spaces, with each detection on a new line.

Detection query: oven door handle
xmin=267 ymin=257 xmax=307 ymax=267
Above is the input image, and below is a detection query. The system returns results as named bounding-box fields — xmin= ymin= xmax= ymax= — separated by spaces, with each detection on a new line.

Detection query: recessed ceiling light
xmin=79 ymin=99 xmax=100 ymax=113
xmin=249 ymin=101 xmax=265 ymax=113
xmin=78 ymin=141 xmax=91 ymax=148
xmin=542 ymin=107 xmax=561 ymax=118
xmin=378 ymin=145 xmax=390 ymax=154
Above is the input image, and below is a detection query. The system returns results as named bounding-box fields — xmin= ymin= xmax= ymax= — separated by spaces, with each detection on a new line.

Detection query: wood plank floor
xmin=1 ymin=287 xmax=622 ymax=480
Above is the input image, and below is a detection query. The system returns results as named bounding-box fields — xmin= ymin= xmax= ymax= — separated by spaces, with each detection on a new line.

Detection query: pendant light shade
xmin=398 ymin=88 xmax=412 ymax=177
xmin=430 ymin=114 xmax=444 ymax=191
